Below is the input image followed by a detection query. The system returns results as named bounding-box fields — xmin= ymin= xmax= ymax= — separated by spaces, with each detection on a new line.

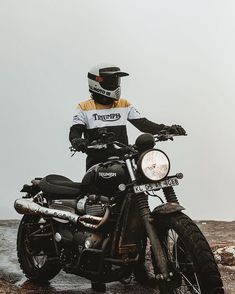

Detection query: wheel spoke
xmin=32 ymin=252 xmax=47 ymax=268
xmin=159 ymin=228 xmax=202 ymax=293
xmin=180 ymin=271 xmax=200 ymax=293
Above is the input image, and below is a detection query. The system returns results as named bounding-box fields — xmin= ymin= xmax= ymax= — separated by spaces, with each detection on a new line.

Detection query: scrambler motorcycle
xmin=15 ymin=130 xmax=224 ymax=293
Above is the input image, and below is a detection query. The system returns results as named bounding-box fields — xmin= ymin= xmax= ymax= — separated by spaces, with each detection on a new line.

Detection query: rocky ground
xmin=196 ymin=220 xmax=235 ymax=294
xmin=0 ymin=219 xmax=234 ymax=294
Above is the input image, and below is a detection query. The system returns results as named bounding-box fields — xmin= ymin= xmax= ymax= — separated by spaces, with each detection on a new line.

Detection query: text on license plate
xmin=133 ymin=177 xmax=179 ymax=194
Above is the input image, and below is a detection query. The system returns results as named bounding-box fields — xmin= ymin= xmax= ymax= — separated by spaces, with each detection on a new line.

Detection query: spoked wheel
xmin=17 ymin=215 xmax=61 ymax=282
xmin=152 ymin=212 xmax=224 ymax=294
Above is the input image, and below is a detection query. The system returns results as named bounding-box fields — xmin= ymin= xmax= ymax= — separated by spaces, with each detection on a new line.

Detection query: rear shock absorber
xmin=162 ymin=187 xmax=179 ymax=204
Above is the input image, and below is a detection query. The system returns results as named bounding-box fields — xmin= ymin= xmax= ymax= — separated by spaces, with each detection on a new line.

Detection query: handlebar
xmin=154 ymin=133 xmax=187 ymax=142
xmin=69 ymin=138 xmax=134 ymax=157
xmin=70 ymin=129 xmax=187 ymax=156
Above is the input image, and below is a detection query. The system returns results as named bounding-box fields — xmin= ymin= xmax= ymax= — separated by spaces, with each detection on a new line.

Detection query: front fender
xmin=151 ymin=202 xmax=185 ymax=217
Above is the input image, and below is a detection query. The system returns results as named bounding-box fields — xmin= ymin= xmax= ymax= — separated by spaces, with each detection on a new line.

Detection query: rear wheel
xmin=17 ymin=215 xmax=61 ymax=282
xmin=152 ymin=212 xmax=224 ymax=294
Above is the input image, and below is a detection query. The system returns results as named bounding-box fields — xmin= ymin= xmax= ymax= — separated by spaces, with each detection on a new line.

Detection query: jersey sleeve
xmin=127 ymin=102 xmax=166 ymax=134
xmin=69 ymin=104 xmax=86 ymax=143
xmin=72 ymin=104 xmax=86 ymax=126
xmin=127 ymin=104 xmax=144 ymax=120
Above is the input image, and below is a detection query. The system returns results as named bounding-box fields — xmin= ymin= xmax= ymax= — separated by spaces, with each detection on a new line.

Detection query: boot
xmin=133 ymin=263 xmax=157 ymax=287
xmin=91 ymin=281 xmax=106 ymax=292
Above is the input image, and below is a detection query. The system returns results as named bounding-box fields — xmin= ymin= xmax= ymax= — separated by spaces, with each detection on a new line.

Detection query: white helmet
xmin=88 ymin=64 xmax=129 ymax=100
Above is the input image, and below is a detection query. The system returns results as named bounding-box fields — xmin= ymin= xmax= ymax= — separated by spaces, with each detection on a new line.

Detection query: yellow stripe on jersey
xmin=77 ymin=98 xmax=131 ymax=111
xmin=116 ymin=98 xmax=131 ymax=108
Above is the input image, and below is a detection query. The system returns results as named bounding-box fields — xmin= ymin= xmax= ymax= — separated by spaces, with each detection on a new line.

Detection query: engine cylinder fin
xmin=85 ymin=204 xmax=105 ymax=216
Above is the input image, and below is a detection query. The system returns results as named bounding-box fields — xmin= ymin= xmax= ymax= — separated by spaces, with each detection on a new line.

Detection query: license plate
xmin=133 ymin=177 xmax=179 ymax=194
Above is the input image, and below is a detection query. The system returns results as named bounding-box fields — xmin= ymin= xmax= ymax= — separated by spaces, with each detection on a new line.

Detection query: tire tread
xmin=155 ymin=212 xmax=224 ymax=294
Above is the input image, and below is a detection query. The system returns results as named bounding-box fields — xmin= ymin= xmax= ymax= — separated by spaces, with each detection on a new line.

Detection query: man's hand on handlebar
xmin=155 ymin=126 xmax=187 ymax=142
xmin=71 ymin=138 xmax=88 ymax=153
xmin=166 ymin=125 xmax=186 ymax=136
xmin=71 ymin=125 xmax=187 ymax=155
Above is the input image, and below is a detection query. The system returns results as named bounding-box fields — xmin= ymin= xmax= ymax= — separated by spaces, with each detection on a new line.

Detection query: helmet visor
xmin=100 ymin=75 xmax=120 ymax=91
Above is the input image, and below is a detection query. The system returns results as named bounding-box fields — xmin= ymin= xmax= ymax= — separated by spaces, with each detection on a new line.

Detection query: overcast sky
xmin=0 ymin=0 xmax=234 ymax=220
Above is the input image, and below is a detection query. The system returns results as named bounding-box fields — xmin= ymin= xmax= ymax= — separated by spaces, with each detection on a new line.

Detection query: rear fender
xmin=20 ymin=178 xmax=42 ymax=196
xmin=151 ymin=202 xmax=185 ymax=218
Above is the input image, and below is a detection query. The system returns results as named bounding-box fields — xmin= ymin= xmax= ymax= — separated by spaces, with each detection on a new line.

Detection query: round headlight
xmin=139 ymin=149 xmax=170 ymax=181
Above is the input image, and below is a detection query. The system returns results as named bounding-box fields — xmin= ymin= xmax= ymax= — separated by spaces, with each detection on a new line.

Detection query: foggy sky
xmin=0 ymin=0 xmax=234 ymax=220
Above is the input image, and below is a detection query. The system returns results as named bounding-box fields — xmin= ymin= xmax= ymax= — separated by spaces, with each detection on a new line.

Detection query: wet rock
xmin=214 ymin=246 xmax=235 ymax=266
xmin=0 ymin=279 xmax=22 ymax=294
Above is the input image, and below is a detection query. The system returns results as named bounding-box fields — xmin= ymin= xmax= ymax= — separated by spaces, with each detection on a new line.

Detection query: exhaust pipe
xmin=14 ymin=198 xmax=80 ymax=224
xmin=14 ymin=198 xmax=109 ymax=229
xmin=79 ymin=207 xmax=110 ymax=229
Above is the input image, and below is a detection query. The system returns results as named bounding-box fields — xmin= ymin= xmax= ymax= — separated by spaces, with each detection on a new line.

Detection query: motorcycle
xmin=14 ymin=130 xmax=224 ymax=293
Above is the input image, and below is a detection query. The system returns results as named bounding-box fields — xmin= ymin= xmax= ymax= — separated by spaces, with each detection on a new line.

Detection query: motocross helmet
xmin=88 ymin=64 xmax=129 ymax=103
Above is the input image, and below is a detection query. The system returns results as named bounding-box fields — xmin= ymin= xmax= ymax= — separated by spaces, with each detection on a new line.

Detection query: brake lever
xmin=155 ymin=133 xmax=187 ymax=142
xmin=69 ymin=146 xmax=77 ymax=157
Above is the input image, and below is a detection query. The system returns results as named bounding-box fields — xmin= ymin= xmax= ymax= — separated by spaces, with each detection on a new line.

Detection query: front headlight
xmin=139 ymin=149 xmax=170 ymax=181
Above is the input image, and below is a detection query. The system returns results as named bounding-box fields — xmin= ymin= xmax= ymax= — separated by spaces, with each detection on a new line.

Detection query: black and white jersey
xmin=70 ymin=98 xmax=165 ymax=144
xmin=69 ymin=97 xmax=166 ymax=168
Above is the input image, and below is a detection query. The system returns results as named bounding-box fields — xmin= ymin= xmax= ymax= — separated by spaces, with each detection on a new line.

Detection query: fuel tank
xmin=82 ymin=160 xmax=129 ymax=196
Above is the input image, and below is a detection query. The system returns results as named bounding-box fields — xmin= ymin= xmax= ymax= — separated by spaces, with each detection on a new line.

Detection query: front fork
xmin=135 ymin=193 xmax=171 ymax=292
xmin=126 ymin=157 xmax=174 ymax=292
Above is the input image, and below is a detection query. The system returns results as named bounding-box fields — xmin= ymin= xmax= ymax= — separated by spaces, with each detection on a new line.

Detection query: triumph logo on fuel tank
xmin=99 ymin=172 xmax=117 ymax=179
xmin=93 ymin=113 xmax=121 ymax=122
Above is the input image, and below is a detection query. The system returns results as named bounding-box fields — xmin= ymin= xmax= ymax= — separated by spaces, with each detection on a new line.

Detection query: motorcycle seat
xmin=39 ymin=174 xmax=83 ymax=198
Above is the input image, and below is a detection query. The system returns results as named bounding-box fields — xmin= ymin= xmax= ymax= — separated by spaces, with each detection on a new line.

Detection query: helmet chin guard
xmin=88 ymin=64 xmax=129 ymax=100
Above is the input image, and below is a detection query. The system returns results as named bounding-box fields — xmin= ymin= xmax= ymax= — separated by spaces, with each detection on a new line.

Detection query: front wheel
xmin=152 ymin=212 xmax=224 ymax=294
xmin=17 ymin=215 xmax=61 ymax=282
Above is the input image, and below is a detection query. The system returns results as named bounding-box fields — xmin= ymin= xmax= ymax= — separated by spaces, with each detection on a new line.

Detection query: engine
xmin=49 ymin=160 xmax=127 ymax=272
xmin=77 ymin=194 xmax=110 ymax=217
xmin=50 ymin=194 xmax=111 ymax=271
xmin=52 ymin=199 xmax=106 ymax=273
xmin=57 ymin=226 xmax=105 ymax=274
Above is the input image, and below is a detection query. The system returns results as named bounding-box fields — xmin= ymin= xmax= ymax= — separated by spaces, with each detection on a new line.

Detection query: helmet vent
xmin=115 ymin=88 xmax=121 ymax=98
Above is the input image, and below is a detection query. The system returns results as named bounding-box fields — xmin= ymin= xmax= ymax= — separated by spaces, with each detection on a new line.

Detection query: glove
xmin=71 ymin=138 xmax=87 ymax=152
xmin=166 ymin=125 xmax=186 ymax=135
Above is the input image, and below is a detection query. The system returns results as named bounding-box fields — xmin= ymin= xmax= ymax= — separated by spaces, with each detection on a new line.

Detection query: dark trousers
xmin=86 ymin=155 xmax=106 ymax=171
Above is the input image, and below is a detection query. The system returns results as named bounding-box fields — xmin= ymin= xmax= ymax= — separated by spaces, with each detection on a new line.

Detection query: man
xmin=69 ymin=64 xmax=186 ymax=169
xmin=69 ymin=64 xmax=186 ymax=291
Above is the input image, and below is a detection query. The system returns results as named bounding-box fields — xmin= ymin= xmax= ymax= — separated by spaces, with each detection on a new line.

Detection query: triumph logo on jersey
xmin=98 ymin=172 xmax=117 ymax=179
xmin=93 ymin=113 xmax=121 ymax=122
